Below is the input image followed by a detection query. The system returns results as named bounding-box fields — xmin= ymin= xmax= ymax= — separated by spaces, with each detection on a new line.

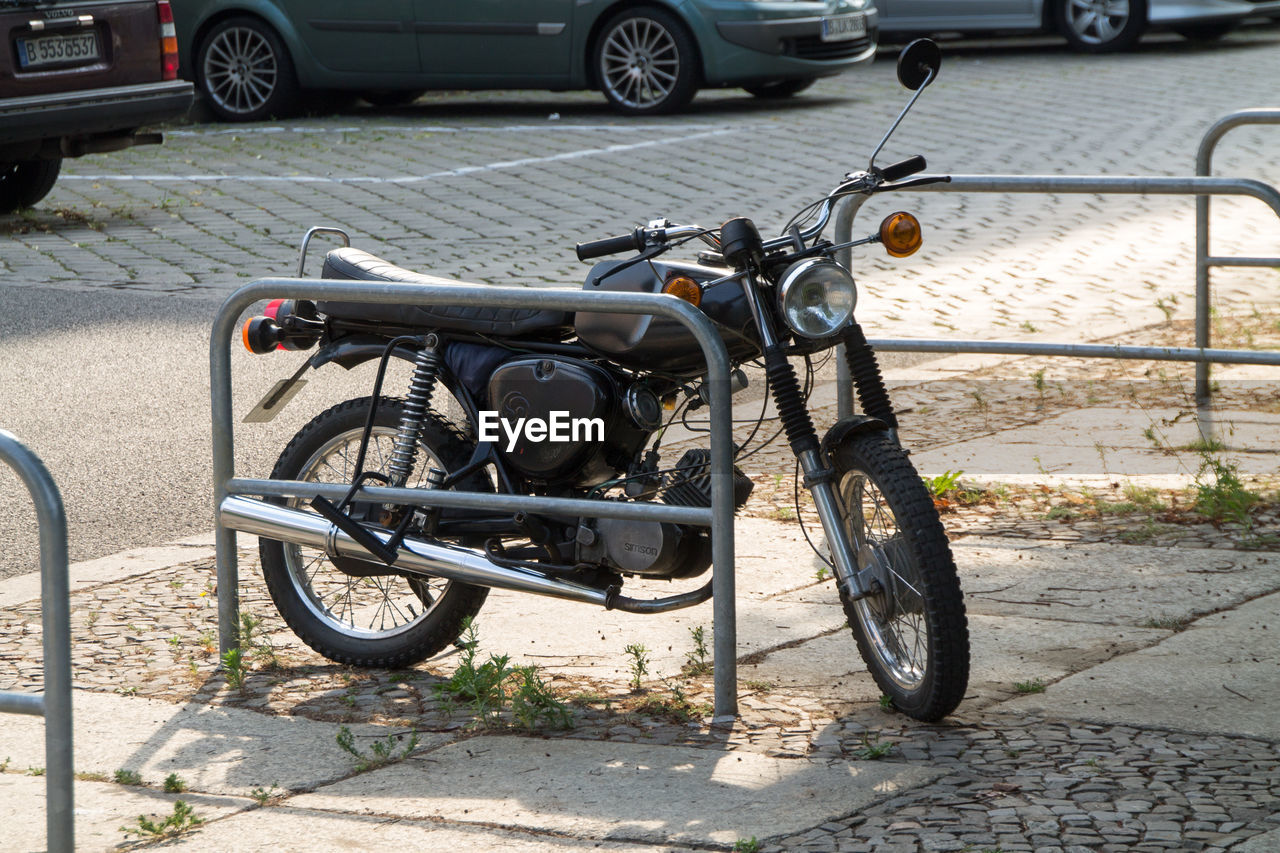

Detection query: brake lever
xmin=589 ymin=243 xmax=670 ymax=287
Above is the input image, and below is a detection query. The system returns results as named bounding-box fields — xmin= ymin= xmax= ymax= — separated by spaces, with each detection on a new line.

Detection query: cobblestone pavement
xmin=6 ymin=30 xmax=1280 ymax=347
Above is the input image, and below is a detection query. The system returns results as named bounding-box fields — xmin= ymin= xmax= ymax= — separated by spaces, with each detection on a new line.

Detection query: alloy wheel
xmin=599 ymin=17 xmax=681 ymax=111
xmin=202 ymin=26 xmax=280 ymax=117
xmin=1064 ymin=0 xmax=1131 ymax=46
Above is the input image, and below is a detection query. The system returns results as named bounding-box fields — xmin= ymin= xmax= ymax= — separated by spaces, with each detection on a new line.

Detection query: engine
xmin=575 ymin=449 xmax=753 ymax=579
xmin=486 ymin=356 xmax=651 ymax=487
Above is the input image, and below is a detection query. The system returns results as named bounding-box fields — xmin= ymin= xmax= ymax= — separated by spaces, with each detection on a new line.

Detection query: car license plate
xmin=820 ymin=13 xmax=866 ymax=43
xmin=17 ymin=32 xmax=102 ymax=69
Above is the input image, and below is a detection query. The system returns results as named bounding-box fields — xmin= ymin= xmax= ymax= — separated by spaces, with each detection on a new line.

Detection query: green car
xmin=172 ymin=0 xmax=877 ymax=120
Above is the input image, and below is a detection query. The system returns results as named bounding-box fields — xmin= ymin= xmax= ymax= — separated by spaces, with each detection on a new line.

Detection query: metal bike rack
xmin=211 ymin=279 xmax=741 ymax=717
xmin=833 ymin=111 xmax=1280 ymax=419
xmin=0 ymin=429 xmax=74 ymax=853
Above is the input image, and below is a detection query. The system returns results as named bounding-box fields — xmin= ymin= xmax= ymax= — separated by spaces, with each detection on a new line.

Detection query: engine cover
xmin=487 ymin=356 xmax=625 ymax=485
xmin=578 ymin=518 xmax=712 ymax=579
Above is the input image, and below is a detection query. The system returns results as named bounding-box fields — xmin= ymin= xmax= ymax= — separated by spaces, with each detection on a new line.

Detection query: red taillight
xmin=157 ymin=1 xmax=178 ymax=81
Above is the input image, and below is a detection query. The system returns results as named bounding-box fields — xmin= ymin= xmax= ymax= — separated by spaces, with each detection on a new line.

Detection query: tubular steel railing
xmin=211 ymin=280 xmax=741 ymax=717
xmin=0 ymin=429 xmax=73 ymax=853
xmin=834 ymin=109 xmax=1280 ymax=419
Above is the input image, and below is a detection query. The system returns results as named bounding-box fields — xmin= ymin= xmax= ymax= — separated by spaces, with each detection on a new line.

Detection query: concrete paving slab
xmin=0 ymin=691 xmax=444 ymax=796
xmin=1001 ymin=591 xmax=1280 ymax=740
xmin=912 ymin=407 xmax=1280 ymax=486
xmin=155 ymin=805 xmax=683 ymax=852
xmin=464 ymin=517 xmax=833 ymax=685
xmin=947 ymin=537 xmax=1280 ymax=626
xmin=739 ymin=609 xmax=1167 ymax=705
xmin=291 ymin=736 xmax=942 ymax=846
xmin=0 ymin=772 xmax=248 ymax=853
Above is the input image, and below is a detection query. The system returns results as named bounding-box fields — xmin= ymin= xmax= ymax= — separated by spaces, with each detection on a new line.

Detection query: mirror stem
xmin=867 ymin=67 xmax=935 ymax=171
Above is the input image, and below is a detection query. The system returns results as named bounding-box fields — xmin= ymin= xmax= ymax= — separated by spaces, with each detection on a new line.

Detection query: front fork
xmin=743 ymin=275 xmax=896 ymax=603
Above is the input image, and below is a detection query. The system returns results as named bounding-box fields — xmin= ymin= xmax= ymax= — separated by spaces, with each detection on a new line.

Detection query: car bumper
xmin=0 ymin=80 xmax=193 ymax=151
xmin=712 ymin=10 xmax=879 ymax=80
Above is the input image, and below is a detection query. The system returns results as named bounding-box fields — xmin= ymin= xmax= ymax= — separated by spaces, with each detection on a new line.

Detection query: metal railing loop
xmin=211 ymin=279 xmax=740 ymax=718
xmin=0 ymin=429 xmax=73 ymax=853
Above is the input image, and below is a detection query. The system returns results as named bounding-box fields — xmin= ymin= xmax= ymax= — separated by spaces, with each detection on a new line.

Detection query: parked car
xmin=878 ymin=0 xmax=1280 ymax=52
xmin=0 ymin=0 xmax=194 ymax=214
xmin=172 ymin=0 xmax=878 ymax=121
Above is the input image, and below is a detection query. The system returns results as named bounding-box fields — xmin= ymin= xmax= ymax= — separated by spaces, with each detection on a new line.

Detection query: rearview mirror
xmin=897 ymin=39 xmax=941 ymax=91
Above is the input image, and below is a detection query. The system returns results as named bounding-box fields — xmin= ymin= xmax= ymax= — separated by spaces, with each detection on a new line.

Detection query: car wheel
xmin=361 ymin=90 xmax=426 ymax=107
xmin=743 ymin=78 xmax=817 ymax=99
xmin=0 ymin=158 xmax=62 ymax=215
xmin=594 ymin=7 xmax=698 ymax=116
xmin=1054 ymin=0 xmax=1148 ymax=53
xmin=1174 ymin=22 xmax=1236 ymax=42
xmin=198 ymin=16 xmax=299 ymax=121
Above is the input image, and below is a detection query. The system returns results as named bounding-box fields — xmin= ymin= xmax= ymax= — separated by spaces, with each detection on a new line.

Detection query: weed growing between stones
xmin=163 ymin=773 xmax=187 ymax=793
xmin=683 ymin=625 xmax=712 ymax=677
xmin=624 ymin=643 xmax=649 ymax=692
xmin=336 ymin=725 xmax=420 ymax=772
xmin=121 ymin=800 xmax=203 ymax=840
xmin=113 ymin=769 xmax=144 ymax=786
xmin=1014 ymin=678 xmax=1047 ymax=694
xmin=434 ymin=618 xmax=572 ymax=730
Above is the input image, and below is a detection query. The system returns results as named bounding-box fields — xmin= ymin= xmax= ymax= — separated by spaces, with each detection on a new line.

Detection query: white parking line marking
xmin=61 ymin=128 xmax=739 ymax=184
xmin=168 ymin=123 xmax=739 ymax=137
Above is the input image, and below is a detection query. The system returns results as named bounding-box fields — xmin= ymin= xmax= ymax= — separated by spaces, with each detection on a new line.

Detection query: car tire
xmin=0 ymin=158 xmax=62 ymax=215
xmin=197 ymin=16 xmax=299 ymax=122
xmin=1173 ymin=22 xmax=1236 ymax=42
xmin=594 ymin=7 xmax=698 ymax=116
xmin=743 ymin=78 xmax=817 ymax=99
xmin=361 ymin=90 xmax=426 ymax=107
xmin=1054 ymin=0 xmax=1148 ymax=53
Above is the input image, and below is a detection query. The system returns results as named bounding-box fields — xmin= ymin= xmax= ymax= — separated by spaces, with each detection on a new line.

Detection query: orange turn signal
xmin=879 ymin=212 xmax=923 ymax=258
xmin=662 ymin=275 xmax=702 ymax=308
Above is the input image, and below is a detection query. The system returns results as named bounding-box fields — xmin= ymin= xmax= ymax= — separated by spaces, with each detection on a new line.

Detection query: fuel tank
xmin=575 ymin=259 xmax=761 ymax=375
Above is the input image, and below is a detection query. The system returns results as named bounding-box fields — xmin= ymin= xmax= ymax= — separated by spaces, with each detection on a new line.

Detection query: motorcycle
xmin=230 ymin=40 xmax=969 ymax=722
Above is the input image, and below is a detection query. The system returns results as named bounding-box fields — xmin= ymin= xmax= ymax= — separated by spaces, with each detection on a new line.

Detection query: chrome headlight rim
xmin=776 ymin=258 xmax=857 ymax=340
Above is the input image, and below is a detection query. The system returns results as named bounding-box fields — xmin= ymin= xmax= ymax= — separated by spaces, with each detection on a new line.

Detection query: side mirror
xmin=897 ymin=39 xmax=941 ymax=91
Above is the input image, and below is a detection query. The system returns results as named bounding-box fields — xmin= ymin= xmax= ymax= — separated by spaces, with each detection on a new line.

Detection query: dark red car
xmin=0 ymin=0 xmax=193 ymax=213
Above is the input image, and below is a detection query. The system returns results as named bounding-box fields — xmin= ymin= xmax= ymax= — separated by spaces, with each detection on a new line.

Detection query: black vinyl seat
xmin=317 ymin=247 xmax=572 ymax=337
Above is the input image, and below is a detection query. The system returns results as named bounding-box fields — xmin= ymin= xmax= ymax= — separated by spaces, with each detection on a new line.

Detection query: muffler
xmin=219 ymin=495 xmax=610 ymax=606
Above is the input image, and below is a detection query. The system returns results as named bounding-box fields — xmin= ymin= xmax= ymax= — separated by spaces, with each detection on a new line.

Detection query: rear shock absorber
xmin=387 ymin=334 xmax=441 ymax=487
xmin=842 ymin=323 xmax=898 ymax=431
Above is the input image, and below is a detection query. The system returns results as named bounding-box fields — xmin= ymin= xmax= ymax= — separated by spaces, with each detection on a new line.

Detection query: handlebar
xmin=876 ymin=154 xmax=927 ymax=183
xmin=576 ymin=229 xmax=645 ymax=261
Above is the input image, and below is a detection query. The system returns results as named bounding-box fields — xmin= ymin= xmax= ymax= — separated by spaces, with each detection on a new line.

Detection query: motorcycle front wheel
xmin=259 ymin=396 xmax=489 ymax=668
xmin=830 ymin=431 xmax=970 ymax=721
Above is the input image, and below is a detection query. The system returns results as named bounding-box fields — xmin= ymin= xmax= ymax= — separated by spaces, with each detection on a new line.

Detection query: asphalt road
xmin=2 ymin=30 xmax=1279 ymax=579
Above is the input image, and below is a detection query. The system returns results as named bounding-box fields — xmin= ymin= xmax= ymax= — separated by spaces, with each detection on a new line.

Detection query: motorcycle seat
xmin=317 ymin=247 xmax=572 ymax=338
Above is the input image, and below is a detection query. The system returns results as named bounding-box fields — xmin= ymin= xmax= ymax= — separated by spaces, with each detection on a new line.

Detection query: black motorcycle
xmin=235 ymin=40 xmax=969 ymax=722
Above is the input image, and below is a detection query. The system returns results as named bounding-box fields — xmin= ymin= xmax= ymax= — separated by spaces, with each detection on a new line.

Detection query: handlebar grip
xmin=878 ymin=154 xmax=928 ymax=183
xmin=576 ymin=229 xmax=645 ymax=261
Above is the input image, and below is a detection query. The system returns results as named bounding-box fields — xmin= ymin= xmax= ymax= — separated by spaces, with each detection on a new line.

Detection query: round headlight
xmin=777 ymin=259 xmax=856 ymax=339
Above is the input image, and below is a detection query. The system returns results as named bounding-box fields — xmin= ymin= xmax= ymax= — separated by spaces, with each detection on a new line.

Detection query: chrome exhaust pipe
xmin=219 ymin=495 xmax=610 ymax=607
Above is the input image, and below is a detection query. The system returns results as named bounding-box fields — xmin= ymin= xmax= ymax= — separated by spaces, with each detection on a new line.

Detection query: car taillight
xmin=157 ymin=0 xmax=178 ymax=81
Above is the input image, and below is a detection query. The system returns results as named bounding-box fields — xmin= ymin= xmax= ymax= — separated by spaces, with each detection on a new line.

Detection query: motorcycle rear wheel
xmin=830 ymin=432 xmax=969 ymax=721
xmin=259 ymin=396 xmax=489 ymax=668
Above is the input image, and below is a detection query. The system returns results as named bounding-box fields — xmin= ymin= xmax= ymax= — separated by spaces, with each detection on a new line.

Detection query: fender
xmin=310 ymin=334 xmax=417 ymax=371
xmin=819 ymin=414 xmax=890 ymax=460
